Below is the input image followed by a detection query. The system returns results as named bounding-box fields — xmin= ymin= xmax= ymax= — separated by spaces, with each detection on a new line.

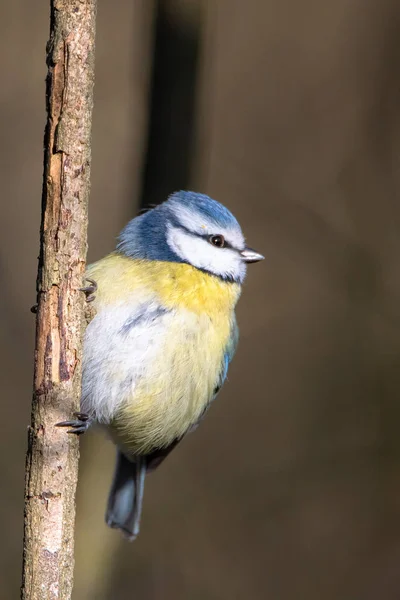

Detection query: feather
xmin=81 ymin=255 xmax=241 ymax=456
xmin=106 ymin=452 xmax=146 ymax=540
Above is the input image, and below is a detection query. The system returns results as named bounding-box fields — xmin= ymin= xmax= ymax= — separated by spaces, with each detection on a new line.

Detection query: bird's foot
xmin=80 ymin=278 xmax=97 ymax=303
xmin=56 ymin=412 xmax=92 ymax=435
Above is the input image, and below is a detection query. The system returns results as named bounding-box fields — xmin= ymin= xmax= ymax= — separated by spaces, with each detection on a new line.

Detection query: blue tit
xmin=57 ymin=190 xmax=264 ymax=540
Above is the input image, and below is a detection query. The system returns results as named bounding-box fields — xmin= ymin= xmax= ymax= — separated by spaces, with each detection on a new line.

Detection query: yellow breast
xmin=87 ymin=253 xmax=241 ymax=315
xmin=87 ymin=254 xmax=241 ymax=455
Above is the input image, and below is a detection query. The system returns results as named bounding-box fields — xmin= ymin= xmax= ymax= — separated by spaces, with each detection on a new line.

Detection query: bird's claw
xmin=80 ymin=278 xmax=97 ymax=302
xmin=56 ymin=411 xmax=92 ymax=435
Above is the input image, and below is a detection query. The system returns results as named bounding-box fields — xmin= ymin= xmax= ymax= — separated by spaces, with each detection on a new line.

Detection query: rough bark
xmin=21 ymin=2 xmax=97 ymax=599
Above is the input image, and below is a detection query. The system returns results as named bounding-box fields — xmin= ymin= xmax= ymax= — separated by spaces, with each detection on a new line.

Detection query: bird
xmin=57 ymin=190 xmax=264 ymax=540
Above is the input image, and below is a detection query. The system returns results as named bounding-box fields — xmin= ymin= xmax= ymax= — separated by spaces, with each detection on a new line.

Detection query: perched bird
xmin=57 ymin=191 xmax=263 ymax=539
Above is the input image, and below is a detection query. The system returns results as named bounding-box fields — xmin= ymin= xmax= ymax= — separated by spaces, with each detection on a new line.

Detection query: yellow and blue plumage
xmin=57 ymin=191 xmax=263 ymax=539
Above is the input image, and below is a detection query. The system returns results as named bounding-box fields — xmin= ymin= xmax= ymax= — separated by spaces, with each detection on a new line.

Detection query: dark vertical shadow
xmin=139 ymin=0 xmax=202 ymax=211
xmin=105 ymin=6 xmax=203 ymax=596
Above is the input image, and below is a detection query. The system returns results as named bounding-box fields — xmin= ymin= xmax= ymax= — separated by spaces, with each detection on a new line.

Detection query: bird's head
xmin=117 ymin=191 xmax=264 ymax=283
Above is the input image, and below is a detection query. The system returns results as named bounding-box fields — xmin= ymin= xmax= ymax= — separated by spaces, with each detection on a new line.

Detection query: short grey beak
xmin=240 ymin=247 xmax=265 ymax=263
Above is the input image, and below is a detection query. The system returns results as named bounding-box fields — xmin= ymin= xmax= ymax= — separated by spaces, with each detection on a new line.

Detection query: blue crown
xmin=117 ymin=191 xmax=242 ymax=263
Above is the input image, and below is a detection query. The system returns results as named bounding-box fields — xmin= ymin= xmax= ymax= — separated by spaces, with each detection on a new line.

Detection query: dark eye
xmin=209 ymin=234 xmax=225 ymax=248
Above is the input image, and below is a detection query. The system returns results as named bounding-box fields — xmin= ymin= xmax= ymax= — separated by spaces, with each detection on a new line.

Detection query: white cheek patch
xmin=168 ymin=202 xmax=245 ymax=250
xmin=167 ymin=225 xmax=246 ymax=282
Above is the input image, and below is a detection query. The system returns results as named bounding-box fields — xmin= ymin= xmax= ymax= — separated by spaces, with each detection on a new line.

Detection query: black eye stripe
xmin=210 ymin=237 xmax=237 ymax=250
xmin=209 ymin=234 xmax=225 ymax=247
xmin=205 ymin=234 xmax=235 ymax=250
xmin=174 ymin=222 xmax=239 ymax=251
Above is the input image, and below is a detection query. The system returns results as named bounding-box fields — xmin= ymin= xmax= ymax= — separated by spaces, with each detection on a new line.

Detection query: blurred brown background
xmin=2 ymin=0 xmax=400 ymax=598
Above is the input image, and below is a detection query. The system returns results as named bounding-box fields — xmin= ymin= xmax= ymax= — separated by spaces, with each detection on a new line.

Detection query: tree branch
xmin=21 ymin=2 xmax=97 ymax=599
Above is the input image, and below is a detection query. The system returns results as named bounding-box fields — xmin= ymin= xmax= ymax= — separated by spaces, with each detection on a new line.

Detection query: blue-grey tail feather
xmin=106 ymin=451 xmax=146 ymax=540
